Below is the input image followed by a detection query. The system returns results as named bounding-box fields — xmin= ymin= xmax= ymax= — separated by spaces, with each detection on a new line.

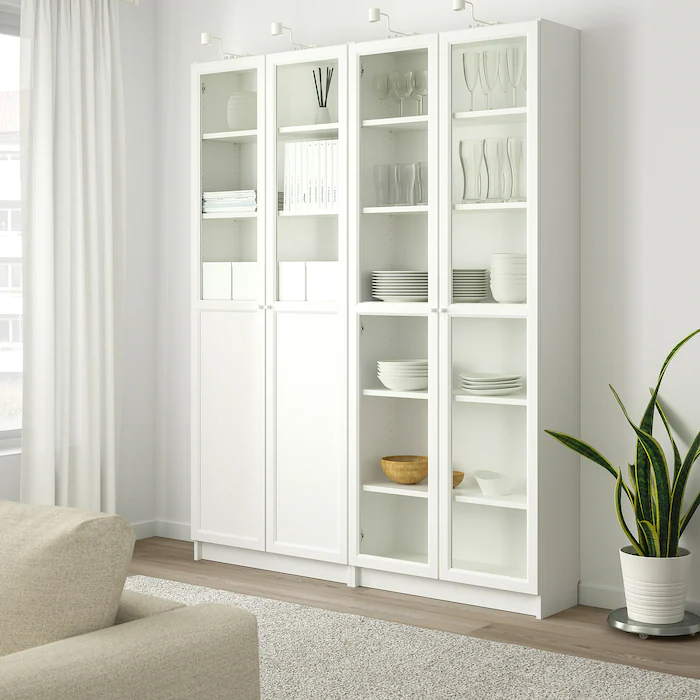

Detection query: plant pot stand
xmin=608 ymin=608 xmax=700 ymax=640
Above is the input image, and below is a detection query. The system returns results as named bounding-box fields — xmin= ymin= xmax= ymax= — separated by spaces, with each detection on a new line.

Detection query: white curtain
xmin=20 ymin=0 xmax=125 ymax=512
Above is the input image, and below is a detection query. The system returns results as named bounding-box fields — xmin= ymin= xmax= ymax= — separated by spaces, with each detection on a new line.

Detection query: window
xmin=0 ymin=32 xmax=21 ymax=434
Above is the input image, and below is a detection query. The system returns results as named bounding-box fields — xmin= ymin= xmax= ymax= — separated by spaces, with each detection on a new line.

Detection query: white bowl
xmin=474 ymin=470 xmax=515 ymax=497
xmin=378 ymin=375 xmax=429 ymax=391
xmin=491 ymin=289 xmax=527 ymax=303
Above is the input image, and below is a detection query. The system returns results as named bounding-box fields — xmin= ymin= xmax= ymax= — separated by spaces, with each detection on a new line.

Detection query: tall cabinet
xmin=193 ymin=20 xmax=580 ymax=618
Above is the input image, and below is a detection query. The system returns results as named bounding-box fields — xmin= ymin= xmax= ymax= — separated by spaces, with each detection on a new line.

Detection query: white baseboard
xmin=579 ymin=582 xmax=700 ymax=615
xmin=131 ymin=520 xmax=191 ymax=541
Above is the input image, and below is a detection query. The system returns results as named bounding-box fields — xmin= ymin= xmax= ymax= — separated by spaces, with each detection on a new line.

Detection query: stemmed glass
xmin=372 ymin=72 xmax=390 ymax=118
xmin=412 ymin=70 xmax=428 ymax=115
xmin=506 ymin=48 xmax=524 ymax=108
xmin=480 ymin=50 xmax=499 ymax=110
xmin=462 ymin=51 xmax=480 ymax=111
xmin=499 ymin=50 xmax=511 ymax=107
xmin=390 ymin=71 xmax=413 ymax=117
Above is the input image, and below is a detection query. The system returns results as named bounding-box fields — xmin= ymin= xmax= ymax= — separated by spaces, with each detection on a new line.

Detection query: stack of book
xmin=283 ymin=140 xmax=338 ymax=213
xmin=202 ymin=190 xmax=257 ymax=215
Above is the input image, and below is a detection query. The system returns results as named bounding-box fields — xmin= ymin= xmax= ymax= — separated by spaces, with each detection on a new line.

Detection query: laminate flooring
xmin=131 ymin=537 xmax=700 ymax=679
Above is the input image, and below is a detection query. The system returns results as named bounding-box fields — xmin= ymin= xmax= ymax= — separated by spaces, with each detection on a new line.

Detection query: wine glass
xmin=462 ymin=51 xmax=480 ymax=111
xmin=390 ymin=71 xmax=413 ymax=117
xmin=480 ymin=50 xmax=499 ymax=110
xmin=499 ymin=49 xmax=511 ymax=108
xmin=506 ymin=48 xmax=524 ymax=108
xmin=372 ymin=71 xmax=390 ymax=118
xmin=412 ymin=70 xmax=428 ymax=115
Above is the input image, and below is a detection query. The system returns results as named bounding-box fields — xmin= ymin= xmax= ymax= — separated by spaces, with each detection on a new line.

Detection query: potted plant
xmin=546 ymin=329 xmax=700 ymax=625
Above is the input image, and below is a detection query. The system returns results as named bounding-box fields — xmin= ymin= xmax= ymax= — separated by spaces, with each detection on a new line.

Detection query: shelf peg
xmin=270 ymin=22 xmax=317 ymax=50
xmin=451 ymin=0 xmax=498 ymax=26
xmin=368 ymin=8 xmax=415 ymax=38
xmin=200 ymin=32 xmax=249 ymax=59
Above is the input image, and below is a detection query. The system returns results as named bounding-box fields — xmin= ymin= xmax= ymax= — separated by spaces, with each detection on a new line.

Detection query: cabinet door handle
xmin=258 ymin=305 xmax=265 ymax=310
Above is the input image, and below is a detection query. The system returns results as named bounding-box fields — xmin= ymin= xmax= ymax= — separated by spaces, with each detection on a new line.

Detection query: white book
xmin=325 ymin=140 xmax=333 ymax=211
xmin=283 ymin=143 xmax=290 ymax=211
xmin=295 ymin=141 xmax=302 ymax=210
xmin=302 ymin=141 xmax=310 ymax=210
xmin=306 ymin=141 xmax=313 ymax=211
xmin=288 ymin=142 xmax=296 ymax=211
xmin=331 ymin=140 xmax=338 ymax=210
xmin=312 ymin=141 xmax=320 ymax=210
xmin=319 ymin=140 xmax=327 ymax=210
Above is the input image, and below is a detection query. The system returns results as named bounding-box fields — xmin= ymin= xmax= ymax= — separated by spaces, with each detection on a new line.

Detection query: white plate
xmin=373 ymin=296 xmax=429 ymax=302
xmin=460 ymin=382 xmax=522 ymax=390
xmin=453 ymin=298 xmax=487 ymax=302
xmin=378 ymin=377 xmax=429 ymax=391
xmin=459 ymin=373 xmax=522 ymax=382
xmin=460 ymin=387 xmax=522 ymax=396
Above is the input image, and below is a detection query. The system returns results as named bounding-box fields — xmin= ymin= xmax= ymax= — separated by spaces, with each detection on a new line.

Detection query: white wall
xmin=145 ymin=0 xmax=700 ymax=605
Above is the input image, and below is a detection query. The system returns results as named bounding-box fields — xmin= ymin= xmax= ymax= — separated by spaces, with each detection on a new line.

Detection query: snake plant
xmin=546 ymin=329 xmax=700 ymax=557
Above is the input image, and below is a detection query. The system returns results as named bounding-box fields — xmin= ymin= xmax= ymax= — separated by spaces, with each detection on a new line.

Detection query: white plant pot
xmin=620 ymin=546 xmax=692 ymax=624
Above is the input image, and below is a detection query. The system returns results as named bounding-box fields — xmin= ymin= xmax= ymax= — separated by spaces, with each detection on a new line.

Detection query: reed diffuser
xmin=313 ymin=67 xmax=334 ymax=124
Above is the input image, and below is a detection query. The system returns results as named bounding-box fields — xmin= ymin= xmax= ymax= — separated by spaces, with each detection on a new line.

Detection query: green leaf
xmin=545 ymin=430 xmax=634 ymax=503
xmin=616 ymin=472 xmax=644 ymax=555
xmin=681 ymin=490 xmax=700 ymax=536
xmin=610 ymin=386 xmax=671 ymax=555
xmin=652 ymin=393 xmax=682 ymax=483
xmin=638 ymin=520 xmax=660 ymax=557
xmin=668 ymin=431 xmax=700 ymax=554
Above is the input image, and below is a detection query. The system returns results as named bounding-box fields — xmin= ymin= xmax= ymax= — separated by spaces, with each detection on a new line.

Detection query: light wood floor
xmin=131 ymin=537 xmax=700 ymax=679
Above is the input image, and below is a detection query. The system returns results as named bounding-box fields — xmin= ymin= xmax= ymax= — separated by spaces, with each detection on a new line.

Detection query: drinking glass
xmin=374 ymin=164 xmax=391 ymax=206
xmin=412 ymin=70 xmax=428 ymax=115
xmin=484 ymin=138 xmax=507 ymax=202
xmin=390 ymin=71 xmax=413 ymax=117
xmin=506 ymin=48 xmax=524 ymax=107
xmin=507 ymin=137 xmax=526 ymax=201
xmin=521 ymin=51 xmax=528 ymax=92
xmin=388 ymin=165 xmax=399 ymax=205
xmin=459 ymin=139 xmax=484 ymax=203
xmin=395 ymin=163 xmax=416 ymax=205
xmin=480 ymin=50 xmax=499 ymax=110
xmin=372 ymin=72 xmax=390 ymax=118
xmin=499 ymin=50 xmax=511 ymax=107
xmin=416 ymin=162 xmax=428 ymax=204
xmin=462 ymin=51 xmax=480 ymax=111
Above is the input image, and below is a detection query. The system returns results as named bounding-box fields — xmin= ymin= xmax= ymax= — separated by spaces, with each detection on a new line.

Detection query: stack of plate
xmin=378 ymin=360 xmax=428 ymax=392
xmin=490 ymin=254 xmax=526 ymax=303
xmin=452 ymin=269 xmax=489 ymax=303
xmin=458 ymin=372 xmax=524 ymax=396
xmin=372 ymin=271 xmax=428 ymax=302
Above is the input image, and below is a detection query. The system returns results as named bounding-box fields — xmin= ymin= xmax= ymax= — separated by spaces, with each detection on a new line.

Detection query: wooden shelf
xmin=363 ymin=205 xmax=429 ymax=214
xmin=356 ymin=302 xmax=430 ymax=316
xmin=447 ymin=303 xmax=527 ymax=318
xmin=453 ymin=107 xmax=527 ymax=125
xmin=452 ymin=485 xmax=527 ymax=510
xmin=278 ymin=210 xmax=338 ymax=217
xmin=202 ymin=130 xmax=257 ymax=144
xmin=453 ymin=202 xmax=527 ymax=212
xmin=361 ymin=115 xmax=428 ymax=131
xmin=453 ymin=390 xmax=527 ymax=406
xmin=450 ymin=558 xmax=527 ymax=580
xmin=202 ymin=211 xmax=257 ymax=220
xmin=278 ymin=123 xmax=339 ymax=140
xmin=363 ymin=388 xmax=428 ymax=400
xmin=362 ymin=480 xmax=428 ymax=498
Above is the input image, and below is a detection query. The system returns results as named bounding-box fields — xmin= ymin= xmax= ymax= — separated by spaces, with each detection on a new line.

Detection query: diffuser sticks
xmin=312 ymin=67 xmax=334 ymax=108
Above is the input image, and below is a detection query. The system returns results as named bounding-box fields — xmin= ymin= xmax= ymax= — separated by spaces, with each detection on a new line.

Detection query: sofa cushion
xmin=0 ymin=500 xmax=135 ymax=656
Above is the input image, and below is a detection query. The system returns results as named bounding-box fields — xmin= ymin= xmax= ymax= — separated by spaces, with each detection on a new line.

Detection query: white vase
xmin=620 ymin=546 xmax=692 ymax=624
xmin=314 ymin=107 xmax=332 ymax=124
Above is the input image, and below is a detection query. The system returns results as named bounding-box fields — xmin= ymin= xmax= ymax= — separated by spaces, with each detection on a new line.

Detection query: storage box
xmin=231 ymin=262 xmax=257 ymax=300
xmin=278 ymin=262 xmax=306 ymax=301
xmin=306 ymin=261 xmax=339 ymax=302
xmin=202 ymin=262 xmax=231 ymax=300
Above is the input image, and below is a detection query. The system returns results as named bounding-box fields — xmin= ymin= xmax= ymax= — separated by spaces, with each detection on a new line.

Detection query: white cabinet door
xmin=266 ymin=309 xmax=346 ymax=563
xmin=194 ymin=309 xmax=265 ymax=550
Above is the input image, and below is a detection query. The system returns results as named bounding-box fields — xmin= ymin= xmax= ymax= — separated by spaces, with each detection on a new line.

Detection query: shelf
xmin=363 ymin=550 xmax=429 ymax=565
xmin=453 ymin=107 xmax=527 ymax=125
xmin=362 ymin=480 xmax=428 ymax=498
xmin=448 ymin=303 xmax=527 ymax=319
xmin=202 ymin=211 xmax=257 ymax=220
xmin=361 ymin=115 xmax=428 ymax=131
xmin=278 ymin=123 xmax=339 ymax=140
xmin=202 ymin=130 xmax=258 ymax=144
xmin=363 ymin=388 xmax=428 ymax=400
xmin=450 ymin=558 xmax=527 ymax=580
xmin=453 ymin=202 xmax=527 ymax=212
xmin=278 ymin=210 xmax=338 ymax=217
xmin=453 ymin=390 xmax=527 ymax=406
xmin=356 ymin=302 xmax=430 ymax=316
xmin=363 ymin=205 xmax=429 ymax=215
xmin=452 ymin=485 xmax=527 ymax=510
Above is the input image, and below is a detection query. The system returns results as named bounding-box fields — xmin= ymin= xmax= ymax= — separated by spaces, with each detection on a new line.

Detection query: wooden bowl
xmin=380 ymin=455 xmax=428 ymax=485
xmin=452 ymin=470 xmax=465 ymax=489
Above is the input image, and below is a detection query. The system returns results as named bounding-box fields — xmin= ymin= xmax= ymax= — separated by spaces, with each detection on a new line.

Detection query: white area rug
xmin=126 ymin=575 xmax=700 ymax=700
